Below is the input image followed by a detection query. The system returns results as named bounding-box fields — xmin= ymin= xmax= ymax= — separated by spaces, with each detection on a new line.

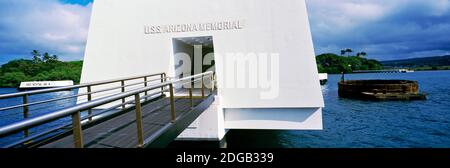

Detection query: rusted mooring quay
xmin=338 ymin=80 xmax=427 ymax=101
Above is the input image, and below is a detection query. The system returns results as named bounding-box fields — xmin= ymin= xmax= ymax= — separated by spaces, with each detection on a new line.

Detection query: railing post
xmin=72 ymin=111 xmax=84 ymax=148
xmin=169 ymin=84 xmax=176 ymax=123
xmin=134 ymin=94 xmax=144 ymax=148
xmin=189 ymin=77 xmax=193 ymax=109
xmin=144 ymin=77 xmax=148 ymax=97
xmin=22 ymin=94 xmax=29 ymax=137
xmin=210 ymin=74 xmax=214 ymax=93
xmin=160 ymin=74 xmax=165 ymax=93
xmin=87 ymin=86 xmax=93 ymax=122
xmin=121 ymin=80 xmax=126 ymax=109
xmin=201 ymin=74 xmax=205 ymax=98
xmin=163 ymin=73 xmax=167 ymax=82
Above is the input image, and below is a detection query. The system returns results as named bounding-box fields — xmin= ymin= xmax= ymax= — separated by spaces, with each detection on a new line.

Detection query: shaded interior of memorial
xmin=172 ymin=36 xmax=216 ymax=96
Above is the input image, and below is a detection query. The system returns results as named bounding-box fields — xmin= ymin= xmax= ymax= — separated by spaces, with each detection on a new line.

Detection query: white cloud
xmin=306 ymin=0 xmax=450 ymax=60
xmin=307 ymin=0 xmax=390 ymax=31
xmin=0 ymin=0 xmax=92 ymax=61
xmin=1 ymin=0 xmax=449 ymax=62
xmin=429 ymin=0 xmax=450 ymax=16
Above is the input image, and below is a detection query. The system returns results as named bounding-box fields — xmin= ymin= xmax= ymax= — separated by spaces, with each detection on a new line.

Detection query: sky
xmin=0 ymin=0 xmax=449 ymax=64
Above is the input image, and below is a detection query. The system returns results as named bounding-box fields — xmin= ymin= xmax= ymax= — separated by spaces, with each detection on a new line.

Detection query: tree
xmin=345 ymin=48 xmax=353 ymax=57
xmin=31 ymin=50 xmax=42 ymax=63
xmin=356 ymin=52 xmax=367 ymax=58
xmin=316 ymin=53 xmax=382 ymax=74
xmin=43 ymin=52 xmax=51 ymax=62
xmin=0 ymin=50 xmax=81 ymax=87
xmin=0 ymin=72 xmax=29 ymax=87
xmin=341 ymin=49 xmax=346 ymax=56
xmin=360 ymin=52 xmax=367 ymax=57
xmin=42 ymin=53 xmax=60 ymax=63
xmin=52 ymin=55 xmax=58 ymax=61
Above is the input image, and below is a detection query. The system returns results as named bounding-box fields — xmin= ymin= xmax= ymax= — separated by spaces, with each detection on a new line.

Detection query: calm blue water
xmin=1 ymin=71 xmax=450 ymax=147
xmin=226 ymin=70 xmax=450 ymax=148
xmin=0 ymin=89 xmax=78 ymax=146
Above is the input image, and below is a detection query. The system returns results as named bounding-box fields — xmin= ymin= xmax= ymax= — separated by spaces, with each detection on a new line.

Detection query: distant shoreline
xmin=381 ymin=55 xmax=450 ymax=71
xmin=325 ymin=69 xmax=450 ymax=74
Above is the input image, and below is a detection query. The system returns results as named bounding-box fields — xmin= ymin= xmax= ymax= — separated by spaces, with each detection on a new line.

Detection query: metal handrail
xmin=0 ymin=76 xmax=170 ymax=112
xmin=0 ymin=73 xmax=166 ymax=99
xmin=0 ymin=72 xmax=167 ymax=137
xmin=2 ymin=89 xmax=168 ymax=148
xmin=0 ymin=71 xmax=214 ymax=148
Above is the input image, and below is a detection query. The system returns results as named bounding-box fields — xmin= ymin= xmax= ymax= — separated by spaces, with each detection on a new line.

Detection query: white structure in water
xmin=81 ymin=0 xmax=324 ymax=141
xmin=19 ymin=81 xmax=74 ymax=90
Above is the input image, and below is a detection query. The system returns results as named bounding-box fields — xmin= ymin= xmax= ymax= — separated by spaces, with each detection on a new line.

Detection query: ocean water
xmin=1 ymin=71 xmax=450 ymax=147
xmin=0 ymin=89 xmax=78 ymax=146
xmin=226 ymin=70 xmax=450 ymax=148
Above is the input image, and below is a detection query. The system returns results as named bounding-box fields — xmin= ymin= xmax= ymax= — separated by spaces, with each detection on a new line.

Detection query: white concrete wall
xmin=82 ymin=0 xmax=324 ymax=139
xmin=224 ymin=108 xmax=323 ymax=130
xmin=178 ymin=96 xmax=227 ymax=141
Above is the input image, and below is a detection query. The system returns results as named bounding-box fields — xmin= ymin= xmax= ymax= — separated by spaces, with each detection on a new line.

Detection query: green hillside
xmin=316 ymin=53 xmax=383 ymax=74
xmin=0 ymin=50 xmax=83 ymax=88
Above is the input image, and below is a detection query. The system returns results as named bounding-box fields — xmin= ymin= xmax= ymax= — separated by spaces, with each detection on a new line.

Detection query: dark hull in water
xmin=338 ymin=80 xmax=427 ymax=101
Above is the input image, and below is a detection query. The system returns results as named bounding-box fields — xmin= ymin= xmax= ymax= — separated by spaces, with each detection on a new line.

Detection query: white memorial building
xmin=80 ymin=0 xmax=324 ymax=142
